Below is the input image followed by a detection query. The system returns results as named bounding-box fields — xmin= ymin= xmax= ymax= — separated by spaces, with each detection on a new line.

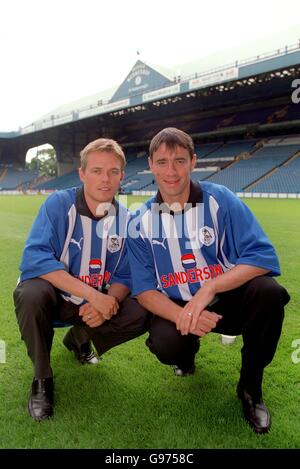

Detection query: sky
xmin=1 ymin=0 xmax=300 ymax=132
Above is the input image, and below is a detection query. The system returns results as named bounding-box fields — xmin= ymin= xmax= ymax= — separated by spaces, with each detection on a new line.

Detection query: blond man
xmin=14 ymin=138 xmax=150 ymax=421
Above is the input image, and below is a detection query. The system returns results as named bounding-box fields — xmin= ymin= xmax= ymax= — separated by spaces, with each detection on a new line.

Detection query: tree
xmin=26 ymin=148 xmax=57 ymax=177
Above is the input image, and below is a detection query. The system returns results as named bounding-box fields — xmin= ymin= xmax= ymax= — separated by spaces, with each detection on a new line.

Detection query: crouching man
xmin=14 ymin=138 xmax=150 ymax=421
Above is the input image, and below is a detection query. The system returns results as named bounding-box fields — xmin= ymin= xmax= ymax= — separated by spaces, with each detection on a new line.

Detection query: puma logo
xmin=152 ymin=238 xmax=167 ymax=250
xmin=70 ymin=237 xmax=83 ymax=250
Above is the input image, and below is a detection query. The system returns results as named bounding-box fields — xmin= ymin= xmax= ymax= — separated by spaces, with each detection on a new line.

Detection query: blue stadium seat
xmin=206 ymin=143 xmax=300 ymax=192
xmin=0 ymin=168 xmax=39 ymax=190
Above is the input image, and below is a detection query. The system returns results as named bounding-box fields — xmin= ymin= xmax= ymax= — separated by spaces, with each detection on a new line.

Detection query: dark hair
xmin=149 ymin=127 xmax=194 ymax=159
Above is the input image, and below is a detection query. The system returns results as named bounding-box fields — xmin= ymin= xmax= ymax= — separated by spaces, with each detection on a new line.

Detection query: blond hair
xmin=80 ymin=138 xmax=126 ymax=171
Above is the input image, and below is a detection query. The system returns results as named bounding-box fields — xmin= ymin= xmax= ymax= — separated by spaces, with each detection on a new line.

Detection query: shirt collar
xmin=75 ymin=186 xmax=119 ymax=220
xmin=154 ymin=180 xmax=203 ymax=214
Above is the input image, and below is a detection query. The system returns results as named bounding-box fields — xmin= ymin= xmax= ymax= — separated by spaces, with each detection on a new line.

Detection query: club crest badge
xmin=199 ymin=226 xmax=215 ymax=246
xmin=108 ymin=235 xmax=122 ymax=253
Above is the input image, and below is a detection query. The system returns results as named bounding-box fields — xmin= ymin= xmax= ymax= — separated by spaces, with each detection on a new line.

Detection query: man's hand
xmin=79 ymin=303 xmax=106 ymax=328
xmin=189 ymin=309 xmax=222 ymax=337
xmin=88 ymin=290 xmax=119 ymax=320
xmin=176 ymin=282 xmax=222 ymax=335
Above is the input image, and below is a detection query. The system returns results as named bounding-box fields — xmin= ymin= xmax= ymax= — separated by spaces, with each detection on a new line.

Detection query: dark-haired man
xmin=127 ymin=127 xmax=290 ymax=434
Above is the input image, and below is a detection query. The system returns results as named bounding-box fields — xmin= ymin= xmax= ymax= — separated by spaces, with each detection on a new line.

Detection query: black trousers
xmin=13 ymin=278 xmax=151 ymax=379
xmin=146 ymin=276 xmax=290 ymax=398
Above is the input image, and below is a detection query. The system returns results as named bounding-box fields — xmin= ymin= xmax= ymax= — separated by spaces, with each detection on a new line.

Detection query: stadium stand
xmin=122 ymin=173 xmax=154 ymax=192
xmin=251 ymin=155 xmax=300 ymax=193
xmin=0 ymin=169 xmax=39 ymax=190
xmin=0 ymin=167 xmax=7 ymax=183
xmin=194 ymin=143 xmax=222 ymax=158
xmin=1 ymin=43 xmax=300 ymax=196
xmin=191 ymin=170 xmax=216 ymax=182
xmin=250 ymin=137 xmax=300 ymax=192
xmin=206 ymin=142 xmax=300 ymax=192
xmin=201 ymin=140 xmax=255 ymax=159
xmin=35 ymin=170 xmax=81 ymax=190
xmin=25 ymin=138 xmax=300 ymax=195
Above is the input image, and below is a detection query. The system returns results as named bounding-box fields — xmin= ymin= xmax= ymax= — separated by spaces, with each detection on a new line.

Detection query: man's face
xmin=79 ymin=151 xmax=124 ymax=206
xmin=149 ymin=143 xmax=196 ymax=205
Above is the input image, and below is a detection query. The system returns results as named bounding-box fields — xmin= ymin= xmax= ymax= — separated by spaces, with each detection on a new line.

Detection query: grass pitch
xmin=0 ymin=194 xmax=299 ymax=449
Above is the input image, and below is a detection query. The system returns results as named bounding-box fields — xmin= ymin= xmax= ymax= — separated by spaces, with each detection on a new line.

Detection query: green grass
xmin=0 ymin=195 xmax=299 ymax=449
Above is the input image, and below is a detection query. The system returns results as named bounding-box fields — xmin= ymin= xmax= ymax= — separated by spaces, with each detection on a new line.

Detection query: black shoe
xmin=237 ymin=383 xmax=271 ymax=434
xmin=173 ymin=363 xmax=196 ymax=377
xmin=63 ymin=329 xmax=99 ymax=365
xmin=28 ymin=378 xmax=54 ymax=421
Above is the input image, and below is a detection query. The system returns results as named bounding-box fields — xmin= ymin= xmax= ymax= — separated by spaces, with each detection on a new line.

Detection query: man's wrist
xmin=84 ymin=285 xmax=99 ymax=303
xmin=202 ymin=280 xmax=217 ymax=297
xmin=174 ymin=306 xmax=184 ymax=324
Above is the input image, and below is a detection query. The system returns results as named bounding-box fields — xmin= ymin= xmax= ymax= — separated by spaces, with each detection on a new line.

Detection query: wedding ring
xmin=187 ymin=312 xmax=193 ymax=317
xmin=87 ymin=315 xmax=91 ymax=320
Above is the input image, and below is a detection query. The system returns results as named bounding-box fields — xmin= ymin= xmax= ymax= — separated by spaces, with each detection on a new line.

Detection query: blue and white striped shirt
xmin=127 ymin=181 xmax=280 ymax=301
xmin=20 ymin=187 xmax=131 ymax=304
